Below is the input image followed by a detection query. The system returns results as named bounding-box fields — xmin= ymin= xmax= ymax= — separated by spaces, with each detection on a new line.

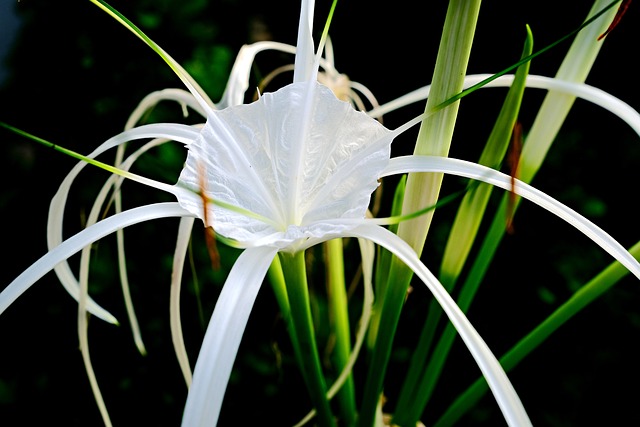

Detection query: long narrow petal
xmin=125 ymin=88 xmax=207 ymax=130
xmin=493 ymin=74 xmax=640 ymax=137
xmin=171 ymin=216 xmax=197 ymax=387
xmin=346 ymin=224 xmax=532 ymax=427
xmin=219 ymin=41 xmax=296 ymax=109
xmin=78 ymin=241 xmax=112 ymax=427
xmin=0 ymin=203 xmax=193 ymax=317
xmin=218 ymin=39 xmax=356 ymax=110
xmin=47 ymin=124 xmax=200 ymax=322
xmin=181 ymin=245 xmax=278 ymax=427
xmin=80 ymin=138 xmax=171 ymax=348
xmin=293 ymin=0 xmax=316 ymax=84
xmin=381 ymin=155 xmax=640 ymax=281
xmin=370 ymin=74 xmax=640 ymax=139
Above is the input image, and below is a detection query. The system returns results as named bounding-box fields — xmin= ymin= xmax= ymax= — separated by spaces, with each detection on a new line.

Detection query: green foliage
xmin=1 ymin=1 xmax=639 ymax=426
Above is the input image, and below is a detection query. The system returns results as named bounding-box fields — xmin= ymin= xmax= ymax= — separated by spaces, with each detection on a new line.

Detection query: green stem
xmin=394 ymin=1 xmax=618 ymax=423
xmin=357 ymin=2 xmax=481 ymax=426
xmin=369 ymin=175 xmax=406 ymax=349
xmin=359 ymin=256 xmax=415 ymax=427
xmin=268 ymin=256 xmax=306 ymax=374
xmin=393 ymin=25 xmax=533 ymax=425
xmin=396 ymin=0 xmax=481 ymax=254
xmin=279 ymin=251 xmax=336 ymax=427
xmin=325 ymin=239 xmax=357 ymax=425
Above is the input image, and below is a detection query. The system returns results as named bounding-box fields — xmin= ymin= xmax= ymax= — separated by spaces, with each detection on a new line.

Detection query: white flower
xmin=2 ymin=1 xmax=640 ymax=426
xmin=176 ymin=81 xmax=393 ymax=250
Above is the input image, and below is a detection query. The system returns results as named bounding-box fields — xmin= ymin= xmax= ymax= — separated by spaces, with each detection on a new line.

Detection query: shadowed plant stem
xmin=268 ymin=256 xmax=307 ymax=375
xmin=396 ymin=1 xmax=619 ymax=424
xmin=392 ymin=25 xmax=533 ymax=425
xmin=324 ymin=238 xmax=357 ymax=425
xmin=358 ymin=1 xmax=482 ymax=426
xmin=279 ymin=251 xmax=336 ymax=427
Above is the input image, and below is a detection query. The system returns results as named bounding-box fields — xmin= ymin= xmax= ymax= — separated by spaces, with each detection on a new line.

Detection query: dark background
xmin=1 ymin=0 xmax=639 ymax=425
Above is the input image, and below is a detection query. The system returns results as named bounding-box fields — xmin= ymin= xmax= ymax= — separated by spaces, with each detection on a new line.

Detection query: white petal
xmin=382 ymin=155 xmax=640 ymax=282
xmin=293 ymin=0 xmax=316 ymax=83
xmin=181 ymin=245 xmax=278 ymax=427
xmin=1 ymin=203 xmax=193 ymax=317
xmin=347 ymin=223 xmax=532 ymax=427
xmin=82 ymin=139 xmax=170 ymax=349
xmin=218 ymin=41 xmax=296 ymax=109
xmin=370 ymin=74 xmax=640 ymax=138
xmin=125 ymin=88 xmax=207 ymax=129
xmin=47 ymin=124 xmax=200 ymax=322
xmin=170 ymin=216 xmax=197 ymax=387
xmin=177 ymin=82 xmax=394 ymax=248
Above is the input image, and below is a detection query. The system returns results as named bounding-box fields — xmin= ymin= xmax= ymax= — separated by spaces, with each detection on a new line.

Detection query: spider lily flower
xmin=3 ymin=0 xmax=640 ymax=426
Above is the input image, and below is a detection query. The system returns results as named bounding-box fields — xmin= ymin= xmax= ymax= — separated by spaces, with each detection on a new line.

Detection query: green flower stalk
xmin=392 ymin=25 xmax=534 ymax=426
xmin=360 ymin=2 xmax=481 ymax=425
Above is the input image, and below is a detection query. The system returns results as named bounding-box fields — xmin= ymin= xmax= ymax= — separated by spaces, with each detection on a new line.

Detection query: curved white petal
xmin=177 ymin=82 xmax=394 ymax=249
xmin=500 ymin=74 xmax=640 ymax=137
xmin=382 ymin=155 xmax=640 ymax=281
xmin=125 ymin=88 xmax=207 ymax=130
xmin=171 ymin=216 xmax=197 ymax=386
xmin=47 ymin=124 xmax=200 ymax=322
xmin=81 ymin=138 xmax=171 ymax=348
xmin=181 ymin=245 xmax=278 ymax=427
xmin=218 ymin=41 xmax=296 ymax=109
xmin=346 ymin=223 xmax=532 ymax=427
xmin=1 ymin=203 xmax=193 ymax=317
xmin=370 ymin=74 xmax=640 ymax=140
xmin=218 ymin=39 xmax=374 ymax=112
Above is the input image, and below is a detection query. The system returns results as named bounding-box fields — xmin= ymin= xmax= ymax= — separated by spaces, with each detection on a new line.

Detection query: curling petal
xmin=47 ymin=124 xmax=200 ymax=322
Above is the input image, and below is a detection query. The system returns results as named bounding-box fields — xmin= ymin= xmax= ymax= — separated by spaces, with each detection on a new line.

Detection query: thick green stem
xmin=368 ymin=175 xmax=406 ymax=349
xmin=324 ymin=239 xmax=357 ymax=425
xmin=279 ymin=251 xmax=336 ymax=427
xmin=359 ymin=256 xmax=415 ymax=427
xmin=392 ymin=1 xmax=618 ymax=424
xmin=268 ymin=256 xmax=307 ymax=374
xmin=419 ymin=2 xmax=617 ymax=421
xmin=393 ymin=26 xmax=533 ymax=425
xmin=396 ymin=0 xmax=481 ymax=254
xmin=357 ymin=2 xmax=482 ymax=426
